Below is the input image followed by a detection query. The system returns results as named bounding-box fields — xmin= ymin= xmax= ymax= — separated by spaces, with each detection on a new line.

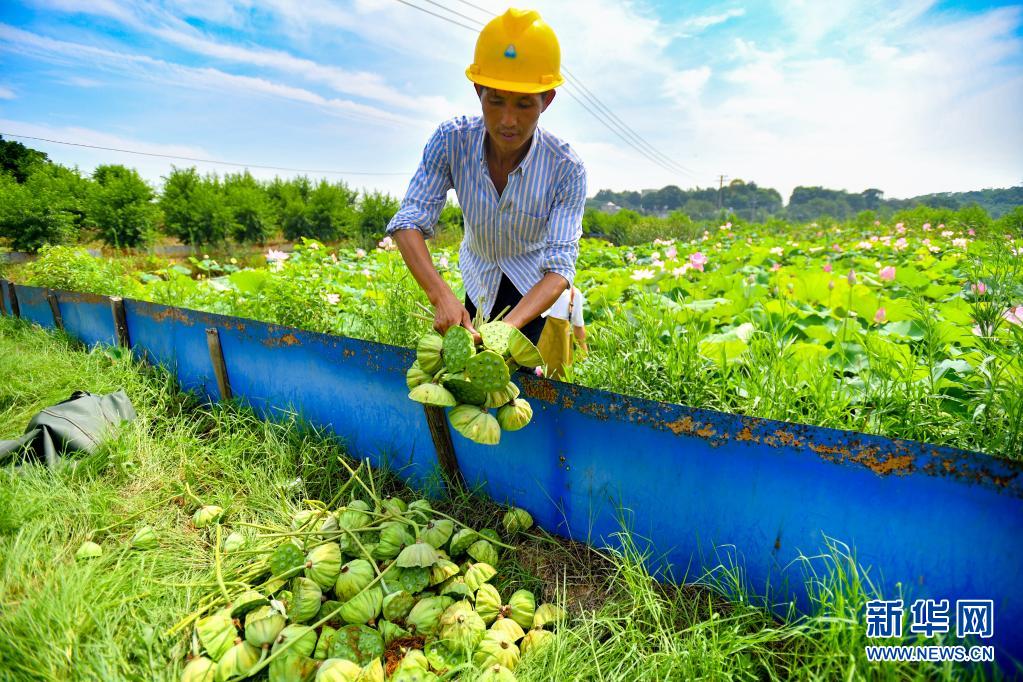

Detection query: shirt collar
xmin=477 ymin=122 xmax=543 ymax=178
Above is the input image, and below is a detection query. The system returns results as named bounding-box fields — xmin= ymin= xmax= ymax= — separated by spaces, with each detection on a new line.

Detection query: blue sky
xmin=0 ymin=0 xmax=1020 ymax=202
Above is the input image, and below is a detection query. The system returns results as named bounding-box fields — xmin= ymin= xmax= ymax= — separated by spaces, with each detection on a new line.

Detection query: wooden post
xmin=422 ymin=405 xmax=464 ymax=490
xmin=0 ymin=280 xmax=8 ymax=317
xmin=110 ymin=296 xmax=130 ymax=347
xmin=47 ymin=292 xmax=63 ymax=331
xmin=8 ymin=283 xmax=20 ymax=318
xmin=205 ymin=327 xmax=233 ymax=401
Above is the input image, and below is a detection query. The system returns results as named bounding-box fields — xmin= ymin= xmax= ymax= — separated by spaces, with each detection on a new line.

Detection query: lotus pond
xmin=8 ymin=217 xmax=1023 ymax=459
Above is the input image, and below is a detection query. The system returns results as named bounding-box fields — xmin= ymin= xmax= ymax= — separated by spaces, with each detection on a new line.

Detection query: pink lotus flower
xmin=895 ymin=223 xmax=906 ymax=234
xmin=874 ymin=307 xmax=887 ymax=324
xmin=361 ymin=268 xmax=372 ymax=277
xmin=972 ymin=281 xmax=988 ymax=295
xmin=377 ymin=236 xmax=396 ymax=251
xmin=1003 ymin=306 xmax=1023 ymax=326
xmin=953 ymin=238 xmax=968 ymax=249
xmin=968 ymin=228 xmax=976 ymax=236
xmin=534 ymin=366 xmax=545 ymax=377
xmin=922 ymin=223 xmax=932 ymax=231
xmin=672 ymin=264 xmax=692 ymax=277
xmin=631 ymin=268 xmax=655 ymax=281
xmin=770 ymin=246 xmax=784 ymax=256
xmin=879 ymin=266 xmax=896 ymax=281
xmin=893 ymin=237 xmax=908 ymax=251
xmin=266 ymin=249 xmax=289 ymax=262
xmin=847 ymin=270 xmax=857 ymax=286
xmin=665 ymin=245 xmax=678 ymax=260
xmin=770 ymin=263 xmax=781 ymax=272
xmin=626 ymin=252 xmax=636 ymax=263
xmin=355 ymin=248 xmax=366 ymax=258
xmin=689 ymin=252 xmax=708 ymax=272
xmin=823 ymin=263 xmax=833 ymax=273
xmin=941 ymin=230 xmax=954 ymax=238
xmin=874 ymin=220 xmax=881 ymax=226
xmin=938 ymin=223 xmax=945 ymax=229
xmin=438 ymin=256 xmax=449 ymax=268
xmin=323 ymin=293 xmax=340 ymax=305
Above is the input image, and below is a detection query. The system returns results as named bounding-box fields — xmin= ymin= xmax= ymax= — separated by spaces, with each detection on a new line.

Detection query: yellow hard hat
xmin=466 ymin=8 xmax=564 ymax=94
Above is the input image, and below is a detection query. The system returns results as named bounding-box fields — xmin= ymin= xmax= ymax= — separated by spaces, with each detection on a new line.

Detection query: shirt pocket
xmin=504 ymin=205 xmax=548 ymax=252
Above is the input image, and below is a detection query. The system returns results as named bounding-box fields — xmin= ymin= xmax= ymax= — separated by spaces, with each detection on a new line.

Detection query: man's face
xmin=478 ymin=86 xmax=554 ymax=158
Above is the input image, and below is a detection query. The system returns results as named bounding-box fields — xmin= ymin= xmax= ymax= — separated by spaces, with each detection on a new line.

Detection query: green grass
xmin=0 ymin=318 xmax=1011 ymax=681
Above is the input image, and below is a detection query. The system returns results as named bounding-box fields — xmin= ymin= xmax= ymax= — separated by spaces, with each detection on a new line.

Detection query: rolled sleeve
xmin=541 ymin=162 xmax=586 ymax=285
xmin=386 ymin=124 xmax=454 ymax=239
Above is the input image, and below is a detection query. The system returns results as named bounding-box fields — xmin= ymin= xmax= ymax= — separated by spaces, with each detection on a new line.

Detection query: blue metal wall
xmin=6 ymin=284 xmax=1022 ymax=667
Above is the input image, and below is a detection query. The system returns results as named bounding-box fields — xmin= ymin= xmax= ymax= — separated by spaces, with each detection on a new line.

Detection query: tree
xmin=356 ymin=190 xmax=399 ymax=243
xmin=88 ymin=164 xmax=159 ymax=248
xmin=0 ymin=164 xmax=87 ymax=251
xmin=159 ymin=167 xmax=233 ymax=246
xmin=0 ymin=136 xmax=49 ymax=182
xmin=299 ymin=180 xmax=357 ymax=242
xmin=223 ymin=171 xmax=275 ymax=244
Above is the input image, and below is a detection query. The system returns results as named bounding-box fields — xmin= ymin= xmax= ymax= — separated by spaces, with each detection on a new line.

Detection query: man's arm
xmin=504 ymin=162 xmax=587 ymax=329
xmin=387 ymin=124 xmax=477 ymax=338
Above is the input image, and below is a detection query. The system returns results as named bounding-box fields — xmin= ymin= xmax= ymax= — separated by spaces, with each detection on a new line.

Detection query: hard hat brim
xmin=466 ymin=68 xmax=563 ymax=95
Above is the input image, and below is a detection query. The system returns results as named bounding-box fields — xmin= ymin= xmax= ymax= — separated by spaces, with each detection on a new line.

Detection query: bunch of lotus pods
xmin=407 ymin=322 xmax=541 ymax=445
xmin=181 ymin=496 xmax=563 ymax=682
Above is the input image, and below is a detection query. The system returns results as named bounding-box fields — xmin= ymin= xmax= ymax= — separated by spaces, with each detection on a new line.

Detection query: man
xmin=386 ymin=8 xmax=586 ymax=346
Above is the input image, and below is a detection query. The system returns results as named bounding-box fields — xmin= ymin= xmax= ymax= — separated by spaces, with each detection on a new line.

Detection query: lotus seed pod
xmin=340 ymin=584 xmax=383 ymax=625
xmin=466 ymin=350 xmax=511 ymax=391
xmin=131 ymin=526 xmax=158 ymax=550
xmin=386 ymin=565 xmax=430 ymax=595
xmin=442 ymin=375 xmax=488 ymax=406
xmin=292 ymin=509 xmax=324 ymax=531
xmin=75 ymin=540 xmax=102 ymax=561
xmin=336 ymin=501 xmax=371 ymax=531
xmin=315 ymin=658 xmax=362 ymax=682
xmin=380 ymin=497 xmax=407 ymax=515
xmin=394 ymin=648 xmax=431 ymax=675
xmin=479 ymin=663 xmax=518 ymax=682
xmin=483 ymin=381 xmax=520 ymax=409
xmin=447 ymin=529 xmax=478 ymax=557
xmin=491 ymin=616 xmax=525 ymax=643
xmin=314 ymin=625 xmax=338 ymax=660
xmin=335 ymin=560 xmax=375 ymax=601
xmin=180 ymin=656 xmax=216 ymax=682
xmin=507 ymin=328 xmax=543 ymax=367
xmin=479 ymin=321 xmax=515 ymax=355
xmin=505 ymin=590 xmax=536 ymax=630
xmin=497 ymin=399 xmax=533 ymax=432
xmin=406 ymin=363 xmax=432 ymax=391
xmin=223 ymin=531 xmax=246 ymax=554
xmin=193 ymin=505 xmax=224 ymax=528
xmin=469 ymin=411 xmax=501 ymax=445
xmin=501 ymin=508 xmax=533 ymax=534
xmin=376 ymin=619 xmax=410 ymax=646
xmin=473 ymin=631 xmax=520 ymax=671
xmin=373 ymin=525 xmax=414 ymax=561
xmin=437 ymin=576 xmax=474 ymax=602
xmin=467 ymin=540 xmax=498 ymax=567
xmin=305 ymin=543 xmax=343 ymax=589
xmin=196 ymin=609 xmax=236 ymax=661
xmin=230 ymin=590 xmax=271 ymax=620
xmin=532 ymin=603 xmax=567 ymax=629
xmin=439 ymin=601 xmax=486 ymax=653
xmin=442 ymin=325 xmax=475 ymax=372
xmin=429 ymin=559 xmax=460 ymax=586
xmin=269 ymin=653 xmax=318 ymax=682
xmin=290 ymin=577 xmax=322 ymax=623
xmin=406 ymin=595 xmax=453 ymax=636
xmin=407 ymin=499 xmax=432 ymax=517
xmin=328 ymin=624 xmax=384 ymax=665
xmin=317 ymin=600 xmax=344 ymax=627
xmin=479 ymin=528 xmax=501 ymax=543
xmin=214 ymin=641 xmax=261 ymax=682
xmin=419 ymin=519 xmax=454 ymax=549
xmin=464 ymin=562 xmax=497 ymax=592
xmin=244 ymin=604 xmax=286 ymax=649
xmin=273 ymin=624 xmax=319 ymax=657
xmin=359 ymin=658 xmax=385 ymax=682
xmin=416 ymin=332 xmax=444 ymax=373
xmin=395 ymin=540 xmax=439 ymax=568
xmin=408 ymin=382 xmax=457 ymax=408
xmin=448 ymin=404 xmax=481 ymax=435
xmin=475 ymin=583 xmax=502 ymax=624
xmin=382 ymin=590 xmax=415 ymax=622
xmin=270 ymin=542 xmax=306 ymax=577
xmin=520 ymin=627 xmax=554 ymax=656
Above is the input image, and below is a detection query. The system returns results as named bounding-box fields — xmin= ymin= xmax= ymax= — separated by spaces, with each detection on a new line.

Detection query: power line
xmin=386 ymin=0 xmax=702 ymax=180
xmin=0 ymin=133 xmax=408 ymax=176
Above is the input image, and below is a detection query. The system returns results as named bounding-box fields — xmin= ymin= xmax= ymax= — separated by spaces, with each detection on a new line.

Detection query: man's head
xmin=475 ymin=85 xmax=555 ymax=157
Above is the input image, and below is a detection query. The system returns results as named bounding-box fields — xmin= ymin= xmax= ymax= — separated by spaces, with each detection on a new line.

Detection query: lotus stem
xmin=91 ymin=493 xmax=179 ymax=535
xmin=214 ymin=525 xmax=231 ymax=604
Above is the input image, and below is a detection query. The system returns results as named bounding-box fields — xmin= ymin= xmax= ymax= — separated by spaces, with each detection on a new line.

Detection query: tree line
xmin=0 ymin=137 xmax=463 ymax=252
xmin=591 ymin=180 xmax=1023 ymax=223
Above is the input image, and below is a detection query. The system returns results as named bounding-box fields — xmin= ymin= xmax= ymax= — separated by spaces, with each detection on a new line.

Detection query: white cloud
xmin=0 ymin=85 xmax=15 ymax=99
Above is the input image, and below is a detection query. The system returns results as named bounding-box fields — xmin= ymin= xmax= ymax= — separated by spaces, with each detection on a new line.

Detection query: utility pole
xmin=751 ymin=194 xmax=758 ymax=223
xmin=717 ymin=174 xmax=728 ymax=212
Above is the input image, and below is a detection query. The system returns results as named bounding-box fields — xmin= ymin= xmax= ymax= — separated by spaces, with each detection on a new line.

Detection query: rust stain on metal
xmin=522 ymin=379 xmax=558 ymax=405
xmin=343 ymin=349 xmax=355 ymax=358
xmin=696 ymin=424 xmax=717 ymax=439
xmin=147 ymin=306 xmax=192 ymax=324
xmin=773 ymin=429 xmax=805 ymax=448
xmin=263 ymin=332 xmax=301 ymax=347
xmin=57 ymin=290 xmax=108 ymax=305
xmin=736 ymin=426 xmax=759 ymax=443
xmin=666 ymin=416 xmax=695 ymax=435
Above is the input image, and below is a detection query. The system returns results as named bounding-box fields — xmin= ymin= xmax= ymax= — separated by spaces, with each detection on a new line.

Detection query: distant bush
xmin=88 ymin=164 xmax=159 ymax=248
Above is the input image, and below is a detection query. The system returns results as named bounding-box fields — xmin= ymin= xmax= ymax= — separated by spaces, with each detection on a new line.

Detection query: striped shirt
xmin=386 ymin=115 xmax=587 ymax=318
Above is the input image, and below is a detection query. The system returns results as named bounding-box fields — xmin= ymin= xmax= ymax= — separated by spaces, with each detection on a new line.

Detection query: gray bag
xmin=0 ymin=390 xmax=136 ymax=468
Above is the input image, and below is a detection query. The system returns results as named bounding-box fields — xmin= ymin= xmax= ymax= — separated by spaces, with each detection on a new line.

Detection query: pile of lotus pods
xmin=406 ymin=321 xmax=542 ymax=445
xmin=176 ymin=472 xmax=562 ymax=682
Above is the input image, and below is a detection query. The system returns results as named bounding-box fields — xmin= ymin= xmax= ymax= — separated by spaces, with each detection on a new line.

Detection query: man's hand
xmin=432 ymin=291 xmax=479 ymax=342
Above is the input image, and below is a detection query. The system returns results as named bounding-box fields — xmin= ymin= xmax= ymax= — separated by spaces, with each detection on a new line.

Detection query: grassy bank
xmin=0 ymin=318 xmax=1006 ymax=681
